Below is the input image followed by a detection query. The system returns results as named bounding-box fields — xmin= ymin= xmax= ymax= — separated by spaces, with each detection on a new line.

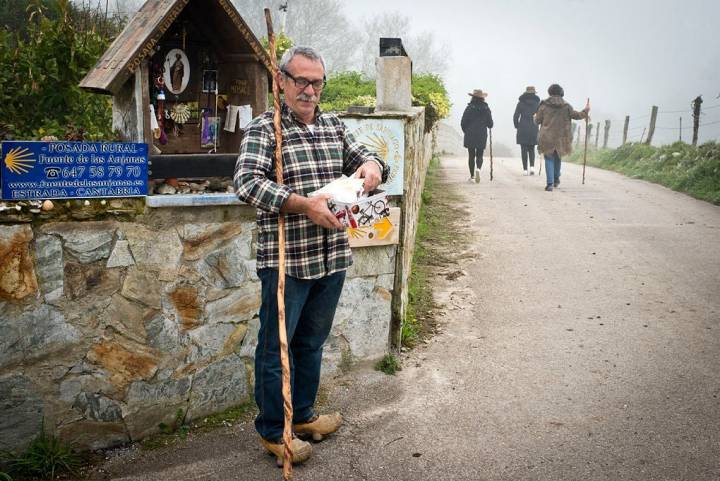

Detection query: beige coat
xmin=535 ymin=96 xmax=588 ymax=156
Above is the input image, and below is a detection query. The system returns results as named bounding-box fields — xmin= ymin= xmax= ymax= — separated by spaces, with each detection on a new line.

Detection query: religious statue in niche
xmin=163 ymin=48 xmax=190 ymax=95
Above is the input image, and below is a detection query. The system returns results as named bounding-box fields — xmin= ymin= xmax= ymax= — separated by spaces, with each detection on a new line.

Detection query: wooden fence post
xmin=603 ymin=120 xmax=611 ymax=148
xmin=622 ymin=115 xmax=629 ymax=145
xmin=587 ymin=123 xmax=594 ymax=147
xmin=645 ymin=105 xmax=658 ymax=145
xmin=679 ymin=117 xmax=682 ymax=142
xmin=594 ymin=122 xmax=600 ymax=148
xmin=640 ymin=127 xmax=646 ymax=143
xmin=692 ymin=95 xmax=702 ymax=146
xmin=576 ymin=124 xmax=581 ymax=148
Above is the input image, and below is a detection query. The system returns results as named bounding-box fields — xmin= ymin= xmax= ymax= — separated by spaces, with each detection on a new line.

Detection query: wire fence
xmin=575 ymin=97 xmax=720 ymax=148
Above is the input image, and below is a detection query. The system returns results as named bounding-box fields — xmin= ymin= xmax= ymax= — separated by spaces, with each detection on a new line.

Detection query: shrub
xmin=411 ymin=73 xmax=451 ymax=132
xmin=2 ymin=430 xmax=81 ymax=479
xmin=374 ymin=353 xmax=401 ymax=375
xmin=261 ymin=32 xmax=293 ymax=65
xmin=320 ymin=71 xmax=375 ymax=112
xmin=0 ymin=0 xmax=117 ymax=140
xmin=319 ymin=70 xmax=451 ymax=132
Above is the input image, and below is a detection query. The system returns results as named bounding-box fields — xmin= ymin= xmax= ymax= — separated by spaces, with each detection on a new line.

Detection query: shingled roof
xmin=80 ymin=0 xmax=272 ymax=95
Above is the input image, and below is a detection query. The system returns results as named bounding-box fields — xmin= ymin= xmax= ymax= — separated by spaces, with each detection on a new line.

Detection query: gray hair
xmin=278 ymin=46 xmax=326 ymax=73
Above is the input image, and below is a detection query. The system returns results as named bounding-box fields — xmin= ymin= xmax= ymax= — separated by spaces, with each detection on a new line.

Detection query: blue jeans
xmin=544 ymin=151 xmax=561 ymax=186
xmin=255 ymin=268 xmax=346 ymax=441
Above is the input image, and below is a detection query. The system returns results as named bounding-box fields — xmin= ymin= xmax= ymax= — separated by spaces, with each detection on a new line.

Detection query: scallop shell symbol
xmin=170 ymin=103 xmax=191 ymax=124
xmin=360 ymin=133 xmax=398 ymax=185
xmin=4 ymin=146 xmax=36 ymax=174
xmin=362 ymin=134 xmax=389 ymax=161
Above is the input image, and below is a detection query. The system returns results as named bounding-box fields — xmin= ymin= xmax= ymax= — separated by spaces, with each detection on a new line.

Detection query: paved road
xmin=89 ymin=155 xmax=720 ymax=481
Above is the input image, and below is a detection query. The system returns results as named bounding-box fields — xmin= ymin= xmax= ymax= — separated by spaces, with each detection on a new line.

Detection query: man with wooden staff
xmin=234 ymin=46 xmax=388 ymax=466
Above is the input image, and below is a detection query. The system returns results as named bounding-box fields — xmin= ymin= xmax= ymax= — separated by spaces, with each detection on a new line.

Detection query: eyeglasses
xmin=281 ymin=69 xmax=326 ymax=91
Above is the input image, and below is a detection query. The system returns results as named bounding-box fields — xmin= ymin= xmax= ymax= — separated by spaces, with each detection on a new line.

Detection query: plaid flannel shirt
xmin=234 ymin=104 xmax=389 ymax=280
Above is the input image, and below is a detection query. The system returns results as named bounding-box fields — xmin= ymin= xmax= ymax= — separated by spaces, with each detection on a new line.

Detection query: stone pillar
xmin=375 ymin=56 xmax=412 ymax=112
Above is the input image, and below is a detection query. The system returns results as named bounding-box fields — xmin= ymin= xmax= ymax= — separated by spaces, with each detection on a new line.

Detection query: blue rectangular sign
xmin=1 ymin=141 xmax=148 ymax=200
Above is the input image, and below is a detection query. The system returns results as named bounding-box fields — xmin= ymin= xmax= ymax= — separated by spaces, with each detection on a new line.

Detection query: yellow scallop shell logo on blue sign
xmin=4 ymin=146 xmax=36 ymax=174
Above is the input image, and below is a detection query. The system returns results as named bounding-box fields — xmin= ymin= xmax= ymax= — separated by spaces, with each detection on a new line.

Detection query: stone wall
xmin=0 ymin=204 xmax=395 ymax=452
xmin=0 ymin=109 xmax=434 ymax=453
xmin=337 ymin=108 xmax=435 ymax=347
xmin=390 ymin=108 xmax=435 ymax=346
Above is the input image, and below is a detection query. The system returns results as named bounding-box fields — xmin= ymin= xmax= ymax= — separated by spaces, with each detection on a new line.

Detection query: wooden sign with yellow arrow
xmin=347 ymin=207 xmax=401 ymax=248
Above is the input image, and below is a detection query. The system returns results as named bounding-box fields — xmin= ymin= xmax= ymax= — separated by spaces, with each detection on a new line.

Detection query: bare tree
xmin=232 ymin=0 xmax=361 ymax=73
xmin=113 ymin=0 xmax=144 ymax=19
xmin=359 ymin=11 xmax=450 ymax=77
xmin=359 ymin=12 xmax=410 ymax=75
xmin=92 ymin=1 xmax=449 ymax=76
xmin=407 ymin=30 xmax=451 ymax=75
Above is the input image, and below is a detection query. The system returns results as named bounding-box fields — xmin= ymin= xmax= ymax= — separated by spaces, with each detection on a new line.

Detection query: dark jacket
xmin=513 ymin=92 xmax=540 ymax=145
xmin=461 ymin=98 xmax=494 ymax=149
xmin=535 ymin=96 xmax=588 ymax=156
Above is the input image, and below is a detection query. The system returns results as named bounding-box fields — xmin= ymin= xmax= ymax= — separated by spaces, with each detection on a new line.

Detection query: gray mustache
xmin=296 ymin=93 xmax=318 ymax=102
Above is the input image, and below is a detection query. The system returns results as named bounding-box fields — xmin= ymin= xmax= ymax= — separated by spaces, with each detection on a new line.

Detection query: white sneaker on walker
xmin=474 ymin=169 xmax=481 ymax=183
xmin=529 ymin=167 xmax=535 ymax=175
xmin=523 ymin=169 xmax=529 ymax=176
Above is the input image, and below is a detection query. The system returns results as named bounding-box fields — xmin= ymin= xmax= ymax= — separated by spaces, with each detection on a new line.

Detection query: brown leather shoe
xmin=260 ymin=436 xmax=312 ymax=467
xmin=293 ymin=413 xmax=343 ymax=441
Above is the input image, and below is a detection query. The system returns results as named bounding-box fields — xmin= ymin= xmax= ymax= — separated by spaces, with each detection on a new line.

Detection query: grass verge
xmin=402 ymin=156 xmax=470 ymax=347
xmin=567 ymin=141 xmax=720 ymax=204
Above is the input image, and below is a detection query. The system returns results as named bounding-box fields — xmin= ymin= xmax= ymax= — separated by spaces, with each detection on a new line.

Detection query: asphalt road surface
xmin=87 ymin=155 xmax=720 ymax=481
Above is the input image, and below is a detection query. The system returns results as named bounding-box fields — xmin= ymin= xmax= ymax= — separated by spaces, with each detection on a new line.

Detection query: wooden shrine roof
xmin=79 ymin=0 xmax=272 ymax=95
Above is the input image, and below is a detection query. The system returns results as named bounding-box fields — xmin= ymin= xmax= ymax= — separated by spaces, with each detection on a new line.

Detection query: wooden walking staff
xmin=489 ymin=128 xmax=494 ymax=181
xmin=264 ymin=8 xmax=294 ymax=480
xmin=582 ymin=98 xmax=590 ymax=185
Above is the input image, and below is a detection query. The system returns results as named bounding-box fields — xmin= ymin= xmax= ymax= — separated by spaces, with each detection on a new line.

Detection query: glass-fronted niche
xmin=80 ymin=0 xmax=271 ymax=194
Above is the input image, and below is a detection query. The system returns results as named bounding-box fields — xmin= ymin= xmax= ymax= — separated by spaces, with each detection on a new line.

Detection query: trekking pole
xmin=489 ymin=128 xmax=494 ymax=181
xmin=264 ymin=8 xmax=293 ymax=480
xmin=538 ymin=146 xmax=542 ymax=176
xmin=582 ymin=98 xmax=590 ymax=185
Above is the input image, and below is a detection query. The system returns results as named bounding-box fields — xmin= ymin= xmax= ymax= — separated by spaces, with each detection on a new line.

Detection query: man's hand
xmin=305 ymin=194 xmax=344 ymax=229
xmin=282 ymin=193 xmax=343 ymax=229
xmin=354 ymin=161 xmax=383 ymax=193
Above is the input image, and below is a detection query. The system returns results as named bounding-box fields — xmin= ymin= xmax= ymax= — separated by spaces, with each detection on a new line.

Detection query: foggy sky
xmin=342 ymin=0 xmax=720 ymax=150
xmin=106 ymin=0 xmax=720 ymax=150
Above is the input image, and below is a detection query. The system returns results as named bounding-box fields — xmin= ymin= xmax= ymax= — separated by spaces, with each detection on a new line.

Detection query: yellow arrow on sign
xmin=373 ymin=217 xmax=394 ymax=240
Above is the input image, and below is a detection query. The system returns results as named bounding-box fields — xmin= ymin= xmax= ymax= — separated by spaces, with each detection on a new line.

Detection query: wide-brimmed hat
xmin=468 ymin=89 xmax=488 ymax=98
xmin=525 ymin=86 xmax=536 ymax=94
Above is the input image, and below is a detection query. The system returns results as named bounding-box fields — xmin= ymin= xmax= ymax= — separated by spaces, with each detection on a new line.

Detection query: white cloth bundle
xmin=224 ymin=105 xmax=253 ymax=132
xmin=309 ymin=175 xmax=366 ymax=203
